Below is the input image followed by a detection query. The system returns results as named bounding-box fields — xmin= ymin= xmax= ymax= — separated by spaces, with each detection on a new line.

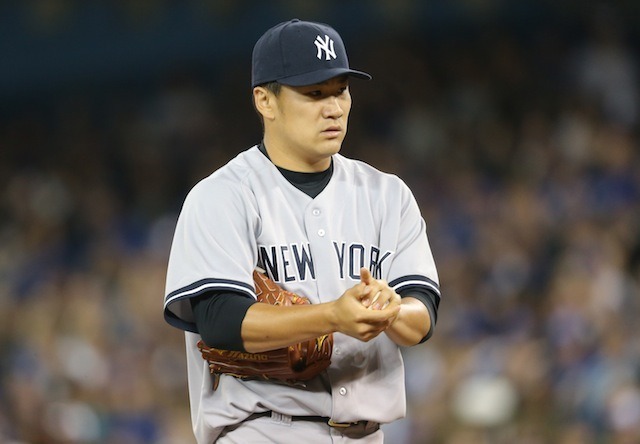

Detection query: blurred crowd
xmin=1 ymin=2 xmax=639 ymax=443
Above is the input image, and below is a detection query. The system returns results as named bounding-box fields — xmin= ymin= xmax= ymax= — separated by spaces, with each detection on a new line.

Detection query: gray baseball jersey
xmin=164 ymin=145 xmax=440 ymax=442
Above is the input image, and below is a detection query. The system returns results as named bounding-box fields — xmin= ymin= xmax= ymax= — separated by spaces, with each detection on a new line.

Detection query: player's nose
xmin=322 ymin=96 xmax=345 ymax=119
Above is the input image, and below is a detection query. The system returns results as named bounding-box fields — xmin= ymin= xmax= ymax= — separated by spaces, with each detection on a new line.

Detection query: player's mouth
xmin=322 ymin=126 xmax=342 ymax=138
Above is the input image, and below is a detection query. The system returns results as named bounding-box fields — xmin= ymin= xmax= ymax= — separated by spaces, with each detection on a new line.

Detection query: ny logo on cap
xmin=314 ymin=35 xmax=337 ymax=61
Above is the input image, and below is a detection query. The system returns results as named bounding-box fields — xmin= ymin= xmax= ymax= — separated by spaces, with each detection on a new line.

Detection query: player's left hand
xmin=359 ymin=267 xmax=431 ymax=346
xmin=359 ymin=268 xmax=401 ymax=315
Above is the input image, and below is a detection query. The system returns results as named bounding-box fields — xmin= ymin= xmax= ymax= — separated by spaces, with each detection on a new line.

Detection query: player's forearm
xmin=241 ymin=302 xmax=336 ymax=353
xmin=384 ymin=297 xmax=431 ymax=346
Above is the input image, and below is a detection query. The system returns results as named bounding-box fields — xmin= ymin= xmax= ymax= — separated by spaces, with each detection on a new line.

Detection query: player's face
xmin=266 ymin=76 xmax=352 ymax=172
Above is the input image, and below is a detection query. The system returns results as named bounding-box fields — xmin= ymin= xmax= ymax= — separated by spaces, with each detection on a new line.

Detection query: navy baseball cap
xmin=251 ymin=19 xmax=372 ymax=88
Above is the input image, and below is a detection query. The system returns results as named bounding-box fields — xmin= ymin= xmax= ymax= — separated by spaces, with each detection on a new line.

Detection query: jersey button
xmin=339 ymin=387 xmax=347 ymax=396
xmin=318 ymin=229 xmax=325 ymax=237
xmin=312 ymin=209 xmax=321 ymax=216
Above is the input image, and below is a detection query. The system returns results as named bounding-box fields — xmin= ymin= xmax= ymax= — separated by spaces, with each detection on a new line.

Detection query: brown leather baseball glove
xmin=197 ymin=270 xmax=333 ymax=388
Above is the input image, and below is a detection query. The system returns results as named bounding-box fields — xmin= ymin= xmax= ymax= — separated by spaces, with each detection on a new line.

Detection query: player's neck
xmin=261 ymin=138 xmax=332 ymax=173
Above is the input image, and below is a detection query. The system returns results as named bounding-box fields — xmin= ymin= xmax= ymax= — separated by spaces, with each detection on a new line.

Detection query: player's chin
xmin=318 ymin=134 xmax=345 ymax=152
xmin=323 ymin=142 xmax=343 ymax=156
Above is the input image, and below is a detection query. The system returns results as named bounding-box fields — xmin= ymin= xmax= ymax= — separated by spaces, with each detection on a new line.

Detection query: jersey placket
xmin=302 ymin=202 xmax=329 ymax=302
xmin=302 ymin=197 xmax=360 ymax=422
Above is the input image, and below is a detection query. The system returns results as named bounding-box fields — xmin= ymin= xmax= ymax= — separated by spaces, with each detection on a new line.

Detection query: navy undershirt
xmin=190 ymin=143 xmax=439 ymax=351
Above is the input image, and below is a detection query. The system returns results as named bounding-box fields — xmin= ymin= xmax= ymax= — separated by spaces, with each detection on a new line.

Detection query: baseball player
xmin=164 ymin=19 xmax=441 ymax=443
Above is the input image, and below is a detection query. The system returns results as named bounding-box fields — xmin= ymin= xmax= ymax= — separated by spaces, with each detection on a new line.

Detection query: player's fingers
xmin=342 ymin=283 xmax=377 ymax=312
xmin=361 ymin=272 xmax=388 ymax=305
xmin=347 ymin=281 xmax=366 ymax=295
xmin=363 ymin=304 xmax=400 ymax=323
xmin=360 ymin=267 xmax=372 ymax=285
xmin=366 ymin=290 xmax=382 ymax=310
xmin=369 ymin=287 xmax=399 ymax=310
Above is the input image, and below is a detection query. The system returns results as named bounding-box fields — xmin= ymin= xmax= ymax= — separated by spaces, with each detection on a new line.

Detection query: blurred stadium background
xmin=1 ymin=1 xmax=639 ymax=443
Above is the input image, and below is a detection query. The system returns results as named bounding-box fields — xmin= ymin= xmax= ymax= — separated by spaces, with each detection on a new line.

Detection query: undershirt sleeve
xmin=397 ymin=287 xmax=439 ymax=343
xmin=190 ymin=291 xmax=257 ymax=352
xmin=191 ymin=286 xmax=439 ymax=350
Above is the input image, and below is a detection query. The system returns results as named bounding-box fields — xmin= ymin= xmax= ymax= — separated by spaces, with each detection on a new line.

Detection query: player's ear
xmin=253 ymin=86 xmax=276 ymax=121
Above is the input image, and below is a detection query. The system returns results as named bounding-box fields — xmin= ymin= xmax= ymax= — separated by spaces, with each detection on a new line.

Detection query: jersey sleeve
xmin=385 ymin=179 xmax=441 ymax=309
xmin=163 ymin=176 xmax=260 ymax=332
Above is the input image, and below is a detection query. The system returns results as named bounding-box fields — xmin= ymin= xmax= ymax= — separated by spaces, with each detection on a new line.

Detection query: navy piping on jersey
xmin=389 ymin=275 xmax=440 ymax=301
xmin=164 ymin=278 xmax=256 ymax=332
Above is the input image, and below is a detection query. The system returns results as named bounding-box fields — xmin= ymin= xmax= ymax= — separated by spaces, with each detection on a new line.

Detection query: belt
xmin=245 ymin=411 xmax=380 ymax=439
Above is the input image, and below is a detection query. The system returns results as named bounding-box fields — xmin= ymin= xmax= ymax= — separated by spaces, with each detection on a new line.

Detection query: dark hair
xmin=252 ymin=81 xmax=282 ymax=129
xmin=261 ymin=81 xmax=282 ymax=96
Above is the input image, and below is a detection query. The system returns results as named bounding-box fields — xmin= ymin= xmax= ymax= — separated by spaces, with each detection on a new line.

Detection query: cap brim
xmin=278 ymin=68 xmax=372 ymax=86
